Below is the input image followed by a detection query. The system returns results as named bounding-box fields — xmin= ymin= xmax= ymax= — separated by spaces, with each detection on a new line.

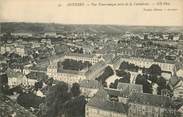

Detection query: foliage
xmin=71 ymin=83 xmax=81 ymax=97
xmin=39 ymin=81 xmax=86 ymax=117
xmin=148 ymin=64 xmax=162 ymax=76
xmin=0 ymin=74 xmax=9 ymax=94
xmin=116 ymin=70 xmax=128 ymax=77
xmin=135 ymin=74 xmax=152 ymax=94
xmin=96 ymin=66 xmax=114 ymax=84
xmin=119 ymin=61 xmax=139 ymax=72
xmin=17 ymin=92 xmax=43 ymax=108
xmin=64 ymin=96 xmax=86 ymax=117
xmin=44 ymin=82 xmax=71 ymax=117
xmin=58 ymin=59 xmax=92 ymax=71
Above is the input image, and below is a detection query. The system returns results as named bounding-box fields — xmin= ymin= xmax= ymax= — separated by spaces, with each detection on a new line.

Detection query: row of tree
xmin=14 ymin=81 xmax=86 ymax=117
xmin=119 ymin=61 xmax=139 ymax=72
xmin=58 ymin=59 xmax=92 ymax=71
xmin=39 ymin=82 xmax=86 ymax=117
xmin=96 ymin=66 xmax=114 ymax=85
xmin=110 ymin=70 xmax=131 ymax=89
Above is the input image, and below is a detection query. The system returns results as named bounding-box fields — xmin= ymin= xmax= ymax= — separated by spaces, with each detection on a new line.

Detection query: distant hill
xmin=0 ymin=22 xmax=183 ymax=33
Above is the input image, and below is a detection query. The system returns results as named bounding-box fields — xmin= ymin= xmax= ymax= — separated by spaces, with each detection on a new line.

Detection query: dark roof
xmin=169 ymin=74 xmax=180 ymax=88
xmin=0 ymin=55 xmax=6 ymax=61
xmin=128 ymin=93 xmax=173 ymax=108
xmin=85 ymin=61 xmax=106 ymax=80
xmin=117 ymin=83 xmax=143 ymax=94
xmin=0 ymin=94 xmax=36 ymax=117
xmin=110 ymin=56 xmax=121 ymax=65
xmin=65 ymin=53 xmax=96 ymax=58
xmin=26 ymin=71 xmax=47 ymax=80
xmin=104 ymin=88 xmax=129 ymax=97
xmin=31 ymin=65 xmax=47 ymax=71
xmin=87 ymin=88 xmax=128 ymax=114
xmin=102 ymin=54 xmax=114 ymax=63
xmin=79 ymin=80 xmax=101 ymax=89
xmin=104 ymin=83 xmax=143 ymax=98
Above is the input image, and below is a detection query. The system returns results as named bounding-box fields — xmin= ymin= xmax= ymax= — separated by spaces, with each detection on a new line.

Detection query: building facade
xmin=86 ymin=88 xmax=128 ymax=117
xmin=128 ymin=93 xmax=177 ymax=117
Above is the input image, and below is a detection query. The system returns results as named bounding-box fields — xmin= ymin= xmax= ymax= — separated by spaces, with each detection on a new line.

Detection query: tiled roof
xmin=79 ymin=79 xmax=101 ymax=89
xmin=58 ymin=69 xmax=85 ymax=75
xmin=48 ymin=53 xmax=64 ymax=61
xmin=117 ymin=83 xmax=143 ymax=93
xmin=128 ymin=93 xmax=173 ymax=108
xmin=104 ymin=88 xmax=129 ymax=97
xmin=87 ymin=88 xmax=128 ymax=114
xmin=85 ymin=61 xmax=106 ymax=79
xmin=102 ymin=54 xmax=114 ymax=62
xmin=169 ymin=74 xmax=180 ymax=87
xmin=110 ymin=56 xmax=121 ymax=65
xmin=65 ymin=53 xmax=96 ymax=58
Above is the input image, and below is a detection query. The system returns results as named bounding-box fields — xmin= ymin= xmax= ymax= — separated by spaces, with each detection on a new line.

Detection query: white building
xmin=56 ymin=70 xmax=86 ymax=85
xmin=8 ymin=76 xmax=37 ymax=88
xmin=44 ymin=32 xmax=57 ymax=37
xmin=120 ymin=57 xmax=177 ymax=74
xmin=86 ymin=88 xmax=128 ymax=117
xmin=0 ymin=44 xmax=27 ymax=56
xmin=15 ymin=45 xmax=26 ymax=56
xmin=11 ymin=32 xmax=33 ymax=37
xmin=79 ymin=79 xmax=101 ymax=100
xmin=47 ymin=61 xmax=107 ymax=85
xmin=64 ymin=53 xmax=102 ymax=65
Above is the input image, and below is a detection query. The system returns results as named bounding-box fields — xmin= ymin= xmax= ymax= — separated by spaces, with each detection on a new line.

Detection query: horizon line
xmin=1 ymin=21 xmax=183 ymax=27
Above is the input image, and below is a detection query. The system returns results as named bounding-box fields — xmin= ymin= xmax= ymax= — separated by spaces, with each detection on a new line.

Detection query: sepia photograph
xmin=0 ymin=0 xmax=183 ymax=117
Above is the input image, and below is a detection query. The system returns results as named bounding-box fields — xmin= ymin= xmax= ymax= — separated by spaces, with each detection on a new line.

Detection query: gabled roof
xmin=85 ymin=61 xmax=106 ymax=80
xmin=87 ymin=88 xmax=128 ymax=114
xmin=128 ymin=93 xmax=173 ymax=108
xmin=79 ymin=79 xmax=101 ymax=89
xmin=169 ymin=74 xmax=180 ymax=88
xmin=65 ymin=53 xmax=96 ymax=58
xmin=117 ymin=83 xmax=143 ymax=94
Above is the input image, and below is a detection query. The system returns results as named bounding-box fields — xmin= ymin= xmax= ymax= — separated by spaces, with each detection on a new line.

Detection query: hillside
xmin=0 ymin=22 xmax=183 ymax=33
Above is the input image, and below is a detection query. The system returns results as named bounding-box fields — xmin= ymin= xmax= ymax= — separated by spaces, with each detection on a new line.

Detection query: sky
xmin=0 ymin=0 xmax=183 ymax=26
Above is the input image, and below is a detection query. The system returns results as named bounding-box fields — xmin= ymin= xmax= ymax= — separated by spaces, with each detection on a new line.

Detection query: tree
xmin=119 ymin=62 xmax=139 ymax=72
xmin=34 ymin=81 xmax=43 ymax=91
xmin=0 ymin=74 xmax=9 ymax=94
xmin=156 ymin=76 xmax=167 ymax=95
xmin=148 ymin=64 xmax=162 ymax=76
xmin=109 ymin=83 xmax=114 ymax=88
xmin=135 ymin=74 xmax=152 ymax=94
xmin=142 ymin=67 xmax=148 ymax=74
xmin=96 ymin=66 xmax=114 ymax=85
xmin=71 ymin=83 xmax=81 ymax=97
xmin=64 ymin=95 xmax=86 ymax=117
xmin=119 ymin=61 xmax=129 ymax=70
xmin=45 ymin=78 xmax=53 ymax=86
xmin=116 ymin=71 xmax=131 ymax=83
xmin=119 ymin=77 xmax=130 ymax=83
xmin=103 ymin=82 xmax=107 ymax=87
xmin=45 ymin=82 xmax=71 ymax=117
xmin=113 ymin=79 xmax=119 ymax=89
xmin=9 ymin=85 xmax=23 ymax=95
xmin=60 ymin=59 xmax=92 ymax=71
xmin=116 ymin=70 xmax=127 ymax=77
xmin=64 ymin=96 xmax=86 ymax=117
xmin=17 ymin=92 xmax=43 ymax=108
